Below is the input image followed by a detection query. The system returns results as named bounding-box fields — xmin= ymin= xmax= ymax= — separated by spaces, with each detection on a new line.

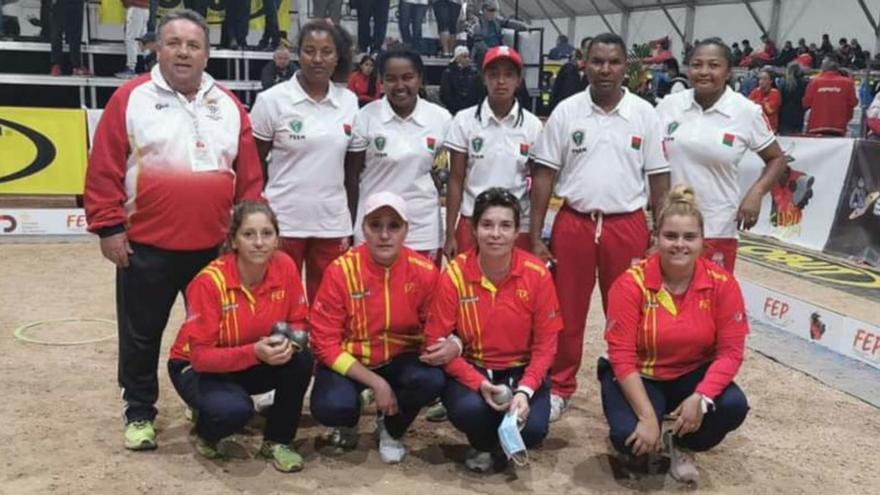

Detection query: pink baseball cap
xmin=482 ymin=45 xmax=523 ymax=71
xmin=363 ymin=192 xmax=408 ymax=222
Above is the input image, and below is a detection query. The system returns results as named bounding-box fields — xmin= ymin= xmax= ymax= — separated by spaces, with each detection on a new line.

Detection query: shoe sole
xmin=124 ymin=439 xmax=157 ymax=451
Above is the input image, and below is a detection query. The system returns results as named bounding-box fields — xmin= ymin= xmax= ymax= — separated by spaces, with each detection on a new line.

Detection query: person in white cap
xmin=443 ymin=45 xmax=542 ymax=260
xmin=347 ymin=48 xmax=453 ymax=265
xmin=440 ymin=45 xmax=484 ymax=115
xmin=310 ymin=191 xmax=458 ymax=463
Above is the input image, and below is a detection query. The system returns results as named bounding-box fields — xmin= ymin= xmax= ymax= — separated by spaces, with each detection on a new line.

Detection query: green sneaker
xmin=124 ymin=420 xmax=157 ymax=451
xmin=425 ymin=402 xmax=448 ymax=422
xmin=194 ymin=436 xmax=223 ymax=460
xmin=260 ymin=441 xmax=304 ymax=473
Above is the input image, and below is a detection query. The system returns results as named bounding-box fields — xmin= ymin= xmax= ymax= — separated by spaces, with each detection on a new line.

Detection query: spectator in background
xmin=866 ymin=90 xmax=880 ymax=138
xmin=137 ymin=32 xmax=158 ymax=72
xmin=750 ymin=35 xmax=776 ymax=65
xmin=49 ymin=0 xmax=88 ymax=76
xmin=731 ymin=42 xmax=743 ymax=66
xmin=803 ymin=57 xmax=858 ymax=136
xmin=741 ymin=39 xmax=753 ymax=57
xmin=183 ymin=0 xmax=208 ymax=17
xmin=440 ymin=45 xmax=483 ymax=115
xmin=796 ymin=38 xmax=807 ymax=52
xmin=749 ymin=69 xmax=782 ymax=133
xmin=777 ymin=40 xmax=796 ymax=66
xmin=223 ymin=0 xmax=251 ymax=50
xmin=469 ymin=0 xmax=527 ymax=64
xmin=656 ymin=57 xmax=688 ymax=98
xmin=837 ymin=37 xmax=853 ymax=66
xmin=399 ymin=0 xmax=429 ymax=53
xmin=549 ymin=43 xmax=588 ymax=111
xmin=819 ymin=33 xmax=833 ymax=58
xmin=348 ymin=53 xmax=382 ymax=106
xmin=852 ymin=39 xmax=867 ymax=68
xmin=116 ymin=0 xmax=150 ymax=79
xmin=261 ymin=46 xmax=296 ymax=90
xmin=258 ymin=0 xmax=283 ymax=50
xmin=808 ymin=42 xmax=821 ymax=68
xmin=796 ymin=46 xmax=813 ymax=70
xmin=548 ymin=34 xmax=574 ymax=60
xmin=432 ymin=0 xmax=463 ymax=58
xmin=779 ymin=62 xmax=808 ymax=135
xmin=357 ymin=0 xmax=390 ymax=54
xmin=643 ymin=36 xmax=673 ymax=64
xmin=738 ymin=68 xmax=758 ymax=97
xmin=313 ymin=0 xmax=343 ymax=25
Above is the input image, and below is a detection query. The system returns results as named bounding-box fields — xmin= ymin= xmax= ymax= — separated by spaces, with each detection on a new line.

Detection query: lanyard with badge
xmin=178 ymin=89 xmax=219 ymax=173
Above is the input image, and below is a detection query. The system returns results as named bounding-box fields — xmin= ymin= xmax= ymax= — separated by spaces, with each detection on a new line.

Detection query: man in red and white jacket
xmin=802 ymin=58 xmax=858 ymax=136
xmin=84 ymin=10 xmax=263 ymax=451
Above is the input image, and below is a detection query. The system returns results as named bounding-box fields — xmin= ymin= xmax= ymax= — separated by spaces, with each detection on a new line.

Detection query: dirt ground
xmin=1 ymin=239 xmax=878 ymax=495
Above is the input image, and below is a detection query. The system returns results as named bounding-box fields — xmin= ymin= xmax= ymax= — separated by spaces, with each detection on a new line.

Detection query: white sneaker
xmin=548 ymin=394 xmax=569 ymax=423
xmin=375 ymin=416 xmax=406 ymax=464
xmin=253 ymin=390 xmax=275 ymax=412
xmin=464 ymin=447 xmax=493 ymax=473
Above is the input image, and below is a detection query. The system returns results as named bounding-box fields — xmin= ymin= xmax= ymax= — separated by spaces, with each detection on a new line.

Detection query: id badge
xmin=190 ymin=139 xmax=218 ymax=172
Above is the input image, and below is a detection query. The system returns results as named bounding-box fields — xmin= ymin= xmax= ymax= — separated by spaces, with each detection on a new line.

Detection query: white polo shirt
xmin=349 ymin=97 xmax=452 ymax=250
xmin=531 ymin=88 xmax=669 ymax=214
xmin=250 ymin=74 xmax=359 ymax=237
xmin=444 ymin=100 xmax=543 ymax=232
xmin=656 ymin=87 xmax=775 ymax=239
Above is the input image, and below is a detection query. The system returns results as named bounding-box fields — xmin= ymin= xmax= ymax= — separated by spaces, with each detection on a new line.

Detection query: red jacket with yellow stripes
xmin=310 ymin=244 xmax=438 ymax=375
xmin=424 ymin=248 xmax=563 ymax=393
xmin=605 ymin=253 xmax=749 ymax=399
xmin=169 ymin=251 xmax=309 ymax=373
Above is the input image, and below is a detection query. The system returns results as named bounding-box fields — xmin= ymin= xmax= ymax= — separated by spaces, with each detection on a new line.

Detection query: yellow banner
xmin=0 ymin=107 xmax=88 ymax=195
xmin=99 ymin=0 xmax=291 ymax=31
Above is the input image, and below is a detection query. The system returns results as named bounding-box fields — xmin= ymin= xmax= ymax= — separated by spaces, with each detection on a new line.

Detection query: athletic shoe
xmin=72 ymin=66 xmax=92 ymax=76
xmin=114 ymin=68 xmax=136 ymax=79
xmin=194 ymin=436 xmax=223 ymax=459
xmin=548 ymin=394 xmax=569 ymax=423
xmin=425 ymin=401 xmax=448 ymax=422
xmin=259 ymin=441 xmax=304 ymax=473
xmin=374 ymin=416 xmax=406 ymax=464
xmin=464 ymin=448 xmax=493 ymax=473
xmin=49 ymin=64 xmax=61 ymax=76
xmin=124 ymin=420 xmax=157 ymax=451
xmin=327 ymin=426 xmax=358 ymax=450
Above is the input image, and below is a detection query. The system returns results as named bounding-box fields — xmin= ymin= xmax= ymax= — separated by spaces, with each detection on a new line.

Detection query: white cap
xmin=362 ymin=192 xmax=408 ymax=222
xmin=452 ymin=45 xmax=469 ymax=62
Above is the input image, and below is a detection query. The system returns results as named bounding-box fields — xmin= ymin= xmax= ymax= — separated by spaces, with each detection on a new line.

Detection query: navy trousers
xmin=598 ymin=357 xmax=749 ymax=454
xmin=168 ymin=351 xmax=313 ymax=444
xmin=310 ymin=353 xmax=445 ymax=438
xmin=443 ymin=366 xmax=551 ymax=452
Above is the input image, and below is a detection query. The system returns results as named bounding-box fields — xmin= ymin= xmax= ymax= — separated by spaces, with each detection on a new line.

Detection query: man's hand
xmin=419 ymin=338 xmax=460 ymax=366
xmin=100 ymin=232 xmax=133 ymax=267
xmin=372 ymin=378 xmax=399 ymax=416
xmin=254 ymin=337 xmax=294 ymax=366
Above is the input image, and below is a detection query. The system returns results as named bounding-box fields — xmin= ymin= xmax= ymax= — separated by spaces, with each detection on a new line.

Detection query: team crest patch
xmin=290 ymin=119 xmax=303 ymax=133
xmin=375 ymin=136 xmax=386 ymax=151
xmin=472 ymin=136 xmax=484 ymax=152
xmin=722 ymin=133 xmax=736 ymax=147
xmin=572 ymin=130 xmax=585 ymax=146
xmin=667 ymin=121 xmax=679 ymax=135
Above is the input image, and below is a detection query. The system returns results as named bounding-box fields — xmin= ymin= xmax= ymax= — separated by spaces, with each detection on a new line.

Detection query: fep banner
xmin=99 ymin=0 xmax=292 ymax=31
xmin=0 ymin=107 xmax=88 ymax=195
xmin=0 ymin=209 xmax=88 ymax=235
xmin=824 ymin=139 xmax=880 ymax=267
xmin=738 ymin=137 xmax=854 ymax=251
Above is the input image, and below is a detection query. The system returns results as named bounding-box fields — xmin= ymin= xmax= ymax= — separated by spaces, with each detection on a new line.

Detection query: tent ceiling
xmin=499 ymin=0 xmax=755 ymax=20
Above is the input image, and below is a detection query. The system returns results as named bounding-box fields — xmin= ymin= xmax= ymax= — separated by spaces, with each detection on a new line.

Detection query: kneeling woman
xmin=167 ymin=202 xmax=314 ymax=472
xmin=309 ymin=192 xmax=448 ymax=464
xmin=601 ymin=185 xmax=750 ymax=484
xmin=424 ymin=187 xmax=563 ymax=472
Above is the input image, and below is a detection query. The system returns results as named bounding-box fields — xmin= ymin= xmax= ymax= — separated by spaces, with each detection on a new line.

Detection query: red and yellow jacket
xmin=169 ymin=251 xmax=309 ymax=373
xmin=605 ymin=253 xmax=749 ymax=399
xmin=310 ymin=244 xmax=438 ymax=375
xmin=424 ymin=248 xmax=563 ymax=394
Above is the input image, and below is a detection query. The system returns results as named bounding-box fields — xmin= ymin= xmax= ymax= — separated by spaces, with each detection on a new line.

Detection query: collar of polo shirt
xmin=478 ymin=98 xmax=520 ymax=127
xmin=289 ymin=71 xmax=342 ymax=107
xmin=583 ymin=86 xmax=633 ymax=120
xmin=686 ymin=86 xmax=735 ymax=118
xmin=150 ymin=64 xmax=214 ymax=100
xmin=380 ymin=95 xmax=428 ymax=126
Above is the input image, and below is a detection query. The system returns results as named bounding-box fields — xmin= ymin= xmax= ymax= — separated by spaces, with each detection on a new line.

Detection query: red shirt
xmin=424 ymin=248 xmax=563 ymax=393
xmin=797 ymin=52 xmax=813 ymax=69
xmin=748 ymin=87 xmax=782 ymax=132
xmin=310 ymin=244 xmax=438 ymax=375
xmin=347 ymin=71 xmax=382 ymax=106
xmin=169 ymin=251 xmax=309 ymax=373
xmin=802 ymin=71 xmax=858 ymax=136
xmin=605 ymin=253 xmax=749 ymax=399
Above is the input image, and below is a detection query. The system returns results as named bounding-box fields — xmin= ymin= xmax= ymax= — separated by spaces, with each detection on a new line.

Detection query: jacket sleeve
xmin=424 ymin=270 xmax=486 ymax=391
xmin=230 ymin=96 xmax=265 ymax=202
xmin=604 ymin=274 xmax=645 ymax=382
xmin=695 ymin=277 xmax=749 ymax=399
xmin=802 ymin=79 xmax=815 ymax=108
xmin=309 ymin=264 xmax=358 ymax=375
xmin=84 ymin=86 xmax=131 ymax=237
xmin=284 ymin=258 xmax=310 ymax=330
xmin=186 ymin=274 xmax=261 ymax=373
xmin=519 ymin=271 xmax=563 ymax=392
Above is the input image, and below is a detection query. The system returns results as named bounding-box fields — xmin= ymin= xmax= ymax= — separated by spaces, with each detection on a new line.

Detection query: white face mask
xmin=497 ymin=411 xmax=528 ymax=465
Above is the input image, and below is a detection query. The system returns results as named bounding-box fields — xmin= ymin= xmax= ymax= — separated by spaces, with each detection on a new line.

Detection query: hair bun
xmin=666 ymin=184 xmax=696 ymax=206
